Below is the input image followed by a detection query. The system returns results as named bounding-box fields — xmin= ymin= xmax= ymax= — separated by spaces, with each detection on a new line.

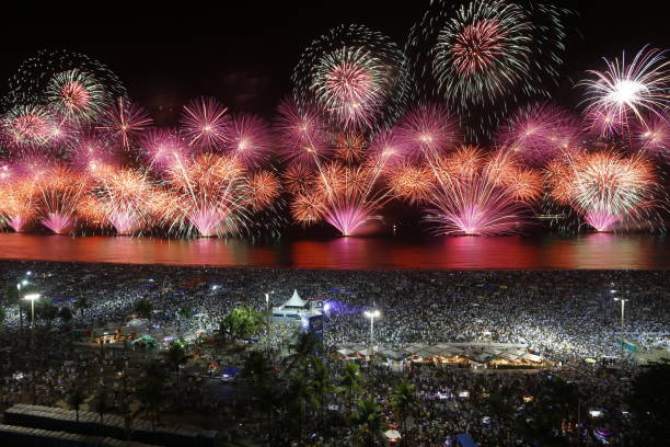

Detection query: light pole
xmin=23 ymin=292 xmax=40 ymax=405
xmin=363 ymin=309 xmax=381 ymax=355
xmin=614 ymin=296 xmax=629 ymax=358
xmin=23 ymin=293 xmax=41 ymax=330
xmin=265 ymin=291 xmax=274 ymax=354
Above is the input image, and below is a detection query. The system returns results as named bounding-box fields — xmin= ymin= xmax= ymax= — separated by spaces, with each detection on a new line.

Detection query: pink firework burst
xmin=180 ymin=97 xmax=229 ymax=149
xmin=581 ymin=46 xmax=670 ymax=137
xmin=142 ymin=128 xmax=191 ymax=173
xmin=70 ymin=133 xmax=118 ymax=174
xmin=394 ymin=104 xmax=461 ymax=162
xmin=323 ymin=204 xmax=375 ymax=237
xmin=637 ymin=115 xmax=670 ymax=155
xmin=275 ymin=99 xmax=331 ymax=166
xmin=97 ymin=97 xmax=153 ymax=150
xmin=425 ymin=150 xmax=538 ymax=236
xmin=1 ymin=104 xmax=55 ymax=151
xmin=223 ymin=114 xmax=273 ymax=168
xmin=498 ymin=103 xmax=583 ymax=167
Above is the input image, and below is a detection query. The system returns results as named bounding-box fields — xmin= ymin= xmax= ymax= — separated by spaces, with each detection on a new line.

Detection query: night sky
xmin=2 ymin=1 xmax=670 ymax=122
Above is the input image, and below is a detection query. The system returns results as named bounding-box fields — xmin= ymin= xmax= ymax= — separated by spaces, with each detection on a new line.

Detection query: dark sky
xmin=2 ymin=1 xmax=670 ymax=121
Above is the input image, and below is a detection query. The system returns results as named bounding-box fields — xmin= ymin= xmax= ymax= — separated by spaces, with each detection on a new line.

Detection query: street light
xmin=613 ymin=296 xmax=629 ymax=358
xmin=265 ymin=291 xmax=274 ymax=354
xmin=23 ymin=293 xmax=41 ymax=329
xmin=363 ymin=309 xmax=381 ymax=353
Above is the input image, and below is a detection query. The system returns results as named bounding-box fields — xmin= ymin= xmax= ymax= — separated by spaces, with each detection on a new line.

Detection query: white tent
xmin=283 ymin=290 xmax=307 ymax=309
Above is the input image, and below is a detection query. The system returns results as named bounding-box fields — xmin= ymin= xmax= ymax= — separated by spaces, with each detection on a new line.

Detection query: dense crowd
xmin=3 ymin=261 xmax=669 ymax=363
xmin=2 ymin=261 xmax=669 ymax=445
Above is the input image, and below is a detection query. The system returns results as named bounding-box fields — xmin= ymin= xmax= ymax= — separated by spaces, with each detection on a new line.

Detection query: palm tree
xmin=134 ymin=298 xmax=153 ymax=320
xmin=58 ymin=306 xmax=73 ymax=326
xmin=339 ymin=362 xmax=362 ymax=420
xmin=66 ymin=382 xmax=87 ymax=422
xmin=285 ymin=332 xmax=319 ymax=373
xmin=136 ymin=360 xmax=167 ymax=430
xmin=353 ymin=398 xmax=384 ymax=447
xmin=74 ymin=296 xmax=91 ymax=320
xmin=0 ymin=304 xmax=5 ymax=330
xmin=91 ymin=385 xmax=110 ymax=424
xmin=164 ymin=341 xmax=188 ymax=373
xmin=391 ymin=380 xmax=417 ymax=445
xmin=310 ymin=357 xmax=334 ymax=432
xmin=38 ymin=300 xmax=59 ymax=329
xmin=285 ymin=373 xmax=318 ymax=446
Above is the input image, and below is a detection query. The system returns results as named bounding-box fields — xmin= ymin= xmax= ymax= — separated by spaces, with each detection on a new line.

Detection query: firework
xmin=293 ymin=24 xmax=411 ymax=130
xmin=394 ymin=104 xmax=461 ymax=162
xmin=547 ymin=151 xmax=659 ymax=232
xmin=34 ymin=164 xmax=90 ymax=234
xmin=180 ymin=97 xmax=229 ymax=149
xmin=46 ymin=69 xmax=108 ymax=123
xmin=581 ymin=46 xmax=670 ymax=137
xmin=70 ymin=132 xmax=118 ymax=174
xmin=275 ymin=99 xmax=331 ymax=165
xmin=406 ymin=0 xmax=570 ymax=140
xmin=3 ymin=49 xmax=126 ymax=112
xmin=97 ymin=97 xmax=153 ymax=151
xmin=89 ymin=167 xmax=157 ymax=235
xmin=387 ymin=163 xmax=435 ymax=205
xmin=142 ymin=129 xmax=190 ymax=172
xmin=247 ymin=170 xmax=281 ymax=212
xmin=637 ymin=115 xmax=670 ymax=155
xmin=223 ymin=115 xmax=273 ymax=168
xmin=0 ymin=167 xmax=38 ymax=232
xmin=161 ymin=153 xmax=246 ymax=237
xmin=497 ymin=103 xmax=583 ymax=167
xmin=1 ymin=104 xmax=57 ymax=151
xmin=283 ymin=127 xmax=398 ymax=236
xmin=418 ymin=149 xmax=539 ymax=235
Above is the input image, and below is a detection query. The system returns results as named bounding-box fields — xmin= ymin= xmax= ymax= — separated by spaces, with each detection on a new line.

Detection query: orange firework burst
xmin=0 ymin=178 xmax=38 ymax=232
xmin=334 ymin=132 xmax=366 ymax=163
xmin=283 ymin=163 xmax=315 ymax=195
xmin=546 ymin=150 xmax=658 ymax=232
xmin=89 ymin=167 xmax=156 ymax=235
xmin=247 ymin=171 xmax=281 ymax=211
xmin=34 ymin=164 xmax=90 ymax=234
xmin=291 ymin=192 xmax=326 ymax=225
xmin=388 ymin=163 xmax=434 ymax=205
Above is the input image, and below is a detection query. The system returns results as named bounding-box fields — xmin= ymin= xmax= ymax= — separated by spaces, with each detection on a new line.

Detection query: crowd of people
xmin=1 ymin=261 xmax=669 ymax=445
xmin=3 ymin=261 xmax=669 ymax=362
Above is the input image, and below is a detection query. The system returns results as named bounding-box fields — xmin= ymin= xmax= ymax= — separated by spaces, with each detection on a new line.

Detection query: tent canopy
xmin=283 ymin=290 xmax=307 ymax=309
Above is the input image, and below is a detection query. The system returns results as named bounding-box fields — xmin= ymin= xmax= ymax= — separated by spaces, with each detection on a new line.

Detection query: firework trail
xmin=405 ymin=0 xmax=571 ymax=141
xmin=581 ymin=46 xmax=670 ymax=138
xmin=97 ymin=97 xmax=153 ymax=151
xmin=293 ymin=24 xmax=411 ymax=131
